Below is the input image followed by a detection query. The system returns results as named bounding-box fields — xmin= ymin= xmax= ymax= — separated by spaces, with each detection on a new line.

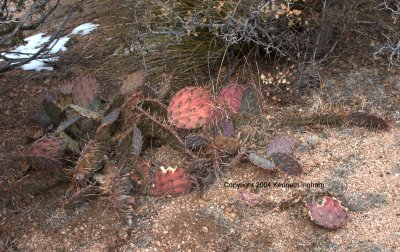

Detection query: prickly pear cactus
xmin=185 ymin=134 xmax=209 ymax=150
xmin=71 ymin=75 xmax=99 ymax=107
xmin=151 ymin=167 xmax=192 ymax=197
xmin=9 ymin=171 xmax=69 ymax=201
xmin=105 ymin=174 xmax=136 ymax=210
xmin=167 ymin=87 xmax=213 ymax=129
xmin=120 ymin=70 xmax=145 ymax=95
xmin=270 ymin=152 xmax=302 ymax=176
xmin=241 ymin=87 xmax=260 ymax=115
xmin=217 ymin=84 xmax=244 ymax=115
xmin=27 ymin=136 xmax=66 ymax=170
xmin=240 ymin=191 xmax=260 ymax=207
xmin=308 ymin=196 xmax=349 ymax=229
xmin=64 ymin=185 xmax=101 ymax=209
xmin=132 ymin=126 xmax=143 ymax=157
xmin=73 ymin=141 xmax=105 ymax=186
xmin=267 ymin=135 xmax=295 ymax=156
xmin=248 ymin=152 xmax=276 ymax=171
xmin=348 ymin=112 xmax=389 ymax=130
xmin=67 ymin=104 xmax=101 ymax=121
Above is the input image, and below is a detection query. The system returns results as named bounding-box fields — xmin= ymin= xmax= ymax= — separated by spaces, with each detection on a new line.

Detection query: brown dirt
xmin=1 ymin=1 xmax=400 ymax=252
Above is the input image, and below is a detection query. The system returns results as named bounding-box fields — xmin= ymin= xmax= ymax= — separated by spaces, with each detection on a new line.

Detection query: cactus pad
xmin=40 ymin=90 xmax=57 ymax=102
xmin=73 ymin=141 xmax=105 ymax=186
xmin=151 ymin=167 xmax=192 ymax=197
xmin=267 ymin=135 xmax=295 ymax=156
xmin=348 ymin=112 xmax=389 ymax=130
xmin=120 ymin=70 xmax=145 ymax=95
xmin=35 ymin=109 xmax=52 ymax=128
xmin=67 ymin=104 xmax=101 ymax=121
xmin=185 ymin=134 xmax=209 ymax=150
xmin=241 ymin=87 xmax=260 ymax=115
xmin=308 ymin=196 xmax=349 ymax=229
xmin=64 ymin=185 xmax=101 ymax=209
xmin=71 ymin=75 xmax=99 ymax=107
xmin=217 ymin=84 xmax=244 ymax=115
xmin=9 ymin=171 xmax=68 ymax=201
xmin=270 ymin=152 xmax=302 ymax=176
xmin=107 ymin=174 xmax=136 ymax=210
xmin=27 ymin=136 xmax=66 ymax=170
xmin=248 ymin=152 xmax=276 ymax=171
xmin=240 ymin=191 xmax=260 ymax=206
xmin=132 ymin=126 xmax=143 ymax=157
xmin=167 ymin=87 xmax=213 ymax=129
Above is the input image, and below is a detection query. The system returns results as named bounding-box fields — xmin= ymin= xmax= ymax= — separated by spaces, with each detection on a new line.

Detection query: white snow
xmin=1 ymin=22 xmax=99 ymax=71
xmin=70 ymin=23 xmax=99 ymax=35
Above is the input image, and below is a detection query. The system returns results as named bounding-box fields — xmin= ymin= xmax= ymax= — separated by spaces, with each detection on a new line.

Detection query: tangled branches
xmin=0 ymin=0 xmax=74 ymax=72
xmin=375 ymin=0 xmax=400 ymax=66
xmin=132 ymin=0 xmax=371 ymax=85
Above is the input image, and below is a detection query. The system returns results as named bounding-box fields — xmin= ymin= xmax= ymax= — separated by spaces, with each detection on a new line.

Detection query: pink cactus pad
xmin=216 ymin=84 xmax=244 ymax=115
xmin=151 ymin=167 xmax=192 ymax=197
xmin=308 ymin=196 xmax=349 ymax=229
xmin=167 ymin=87 xmax=213 ymax=129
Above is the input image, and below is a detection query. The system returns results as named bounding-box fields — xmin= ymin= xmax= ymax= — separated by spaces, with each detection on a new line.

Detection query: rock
xmin=337 ymin=128 xmax=353 ymax=135
xmin=201 ymin=226 xmax=208 ymax=233
xmin=393 ymin=164 xmax=400 ymax=175
xmin=334 ymin=163 xmax=355 ymax=178
xmin=347 ymin=241 xmax=389 ymax=252
xmin=343 ymin=192 xmax=388 ymax=211
xmin=324 ymin=177 xmax=347 ymax=194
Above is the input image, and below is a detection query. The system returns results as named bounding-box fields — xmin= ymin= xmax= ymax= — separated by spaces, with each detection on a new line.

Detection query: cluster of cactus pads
xmin=167 ymin=84 xmax=244 ymax=129
xmin=5 ymin=68 xmax=392 ymax=231
xmin=4 ymin=74 xmax=112 ymax=205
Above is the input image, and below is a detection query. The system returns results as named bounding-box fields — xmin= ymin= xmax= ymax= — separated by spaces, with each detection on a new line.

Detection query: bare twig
xmin=0 ymin=11 xmax=73 ymax=73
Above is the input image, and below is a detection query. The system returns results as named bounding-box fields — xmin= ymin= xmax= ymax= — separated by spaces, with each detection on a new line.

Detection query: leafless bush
xmin=131 ymin=0 xmax=324 ymax=73
xmin=132 ymin=0 xmax=382 ymax=86
xmin=374 ymin=0 xmax=400 ymax=66
xmin=0 ymin=0 xmax=74 ymax=72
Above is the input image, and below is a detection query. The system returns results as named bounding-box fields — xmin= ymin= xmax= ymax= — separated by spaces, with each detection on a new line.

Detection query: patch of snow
xmin=1 ymin=22 xmax=99 ymax=71
xmin=49 ymin=36 xmax=70 ymax=53
xmin=69 ymin=23 xmax=99 ymax=36
xmin=21 ymin=60 xmax=54 ymax=71
xmin=2 ymin=33 xmax=70 ymax=71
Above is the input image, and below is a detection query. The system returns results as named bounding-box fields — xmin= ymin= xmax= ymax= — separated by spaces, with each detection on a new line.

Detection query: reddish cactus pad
xmin=28 ymin=136 xmax=65 ymax=158
xmin=168 ymin=87 xmax=213 ymax=129
xmin=267 ymin=135 xmax=295 ymax=156
xmin=151 ymin=167 xmax=192 ymax=197
xmin=27 ymin=136 xmax=65 ymax=170
xmin=72 ymin=75 xmax=99 ymax=107
xmin=308 ymin=196 xmax=349 ymax=229
xmin=217 ymin=84 xmax=244 ymax=115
